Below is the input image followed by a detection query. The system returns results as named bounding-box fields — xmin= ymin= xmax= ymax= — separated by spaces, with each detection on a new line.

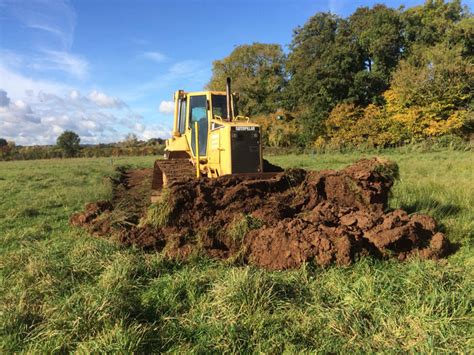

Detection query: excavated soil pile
xmin=70 ymin=158 xmax=449 ymax=270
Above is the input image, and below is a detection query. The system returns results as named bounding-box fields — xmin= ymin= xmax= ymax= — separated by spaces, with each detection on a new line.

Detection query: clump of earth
xmin=70 ymin=158 xmax=449 ymax=270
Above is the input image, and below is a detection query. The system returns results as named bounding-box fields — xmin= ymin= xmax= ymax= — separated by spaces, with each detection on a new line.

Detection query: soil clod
xmin=70 ymin=158 xmax=449 ymax=270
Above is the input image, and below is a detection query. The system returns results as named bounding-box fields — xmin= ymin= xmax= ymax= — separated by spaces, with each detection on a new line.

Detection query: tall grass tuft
xmin=140 ymin=189 xmax=172 ymax=228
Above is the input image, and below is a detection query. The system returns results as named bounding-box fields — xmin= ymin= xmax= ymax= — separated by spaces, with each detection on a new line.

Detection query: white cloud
xmin=159 ymin=100 xmax=175 ymax=115
xmin=1 ymin=2 xmax=87 ymax=79
xmin=142 ymin=51 xmax=167 ymax=62
xmin=123 ymin=60 xmax=210 ymax=102
xmin=69 ymin=89 xmax=80 ymax=100
xmin=0 ymin=88 xmax=171 ymax=145
xmin=0 ymin=91 xmax=40 ymax=125
xmin=133 ymin=122 xmax=171 ymax=141
xmin=141 ymin=126 xmax=171 ymax=140
xmin=3 ymin=0 xmax=76 ymax=50
xmin=0 ymin=91 xmax=117 ymax=145
xmin=30 ymin=49 xmax=89 ymax=79
xmin=0 ymin=1 xmax=175 ymax=145
xmin=88 ymin=90 xmax=125 ymax=109
xmin=0 ymin=61 xmax=72 ymax=99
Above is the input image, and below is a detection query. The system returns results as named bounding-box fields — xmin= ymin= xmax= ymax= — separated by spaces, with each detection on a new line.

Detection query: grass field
xmin=1 ymin=149 xmax=473 ymax=352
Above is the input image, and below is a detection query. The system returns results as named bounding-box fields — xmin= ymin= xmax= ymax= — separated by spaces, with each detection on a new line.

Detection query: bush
xmin=323 ymin=103 xmax=409 ymax=149
xmin=253 ymin=111 xmax=301 ymax=148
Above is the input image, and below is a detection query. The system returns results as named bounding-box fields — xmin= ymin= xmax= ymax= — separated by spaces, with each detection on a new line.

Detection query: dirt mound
xmin=70 ymin=158 xmax=449 ymax=270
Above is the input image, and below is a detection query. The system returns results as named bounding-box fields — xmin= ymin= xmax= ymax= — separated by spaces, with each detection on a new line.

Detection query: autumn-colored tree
xmin=324 ymin=103 xmax=408 ymax=148
xmin=387 ymin=42 xmax=473 ymax=137
xmin=207 ymin=43 xmax=286 ymax=116
xmin=253 ymin=111 xmax=301 ymax=148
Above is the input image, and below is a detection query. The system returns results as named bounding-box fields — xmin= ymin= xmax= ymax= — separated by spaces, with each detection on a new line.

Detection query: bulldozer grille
xmin=230 ymin=127 xmax=261 ymax=173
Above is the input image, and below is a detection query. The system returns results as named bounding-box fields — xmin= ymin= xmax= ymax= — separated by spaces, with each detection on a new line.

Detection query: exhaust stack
xmin=226 ymin=77 xmax=233 ymax=121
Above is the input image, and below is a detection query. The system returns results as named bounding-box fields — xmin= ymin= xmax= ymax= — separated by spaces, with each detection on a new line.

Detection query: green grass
xmin=1 ymin=151 xmax=473 ymax=352
xmin=141 ymin=190 xmax=173 ymax=228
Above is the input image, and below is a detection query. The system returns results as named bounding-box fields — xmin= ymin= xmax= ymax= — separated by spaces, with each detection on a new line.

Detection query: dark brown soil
xmin=70 ymin=158 xmax=449 ymax=270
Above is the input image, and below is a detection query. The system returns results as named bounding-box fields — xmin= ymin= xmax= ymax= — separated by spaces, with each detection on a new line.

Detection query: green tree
xmin=402 ymin=0 xmax=467 ymax=49
xmin=390 ymin=43 xmax=472 ymax=110
xmin=446 ymin=16 xmax=474 ymax=57
xmin=207 ymin=43 xmax=286 ymax=115
xmin=123 ymin=133 xmax=139 ymax=147
xmin=348 ymin=4 xmax=404 ymax=103
xmin=57 ymin=131 xmax=81 ymax=158
xmin=286 ymin=13 xmax=365 ymax=142
xmin=349 ymin=5 xmax=403 ymax=75
xmin=0 ymin=138 xmax=9 ymax=158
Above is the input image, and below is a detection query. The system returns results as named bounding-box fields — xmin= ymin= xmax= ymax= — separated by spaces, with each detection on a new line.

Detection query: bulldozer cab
xmin=175 ymin=92 xmax=230 ymax=159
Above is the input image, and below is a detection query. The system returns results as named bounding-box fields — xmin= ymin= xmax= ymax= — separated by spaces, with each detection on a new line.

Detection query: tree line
xmin=0 ymin=132 xmax=165 ymax=161
xmin=207 ymin=0 xmax=473 ymax=149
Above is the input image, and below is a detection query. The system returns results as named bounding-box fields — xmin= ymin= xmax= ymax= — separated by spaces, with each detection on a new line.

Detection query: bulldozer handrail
xmin=212 ymin=115 xmax=249 ymax=122
xmin=194 ymin=121 xmax=200 ymax=178
xmin=234 ymin=115 xmax=250 ymax=122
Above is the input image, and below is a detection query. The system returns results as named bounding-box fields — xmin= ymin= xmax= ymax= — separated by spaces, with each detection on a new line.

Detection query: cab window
xmin=189 ymin=95 xmax=208 ymax=156
xmin=211 ymin=94 xmax=227 ymax=119
xmin=178 ymin=98 xmax=186 ymax=134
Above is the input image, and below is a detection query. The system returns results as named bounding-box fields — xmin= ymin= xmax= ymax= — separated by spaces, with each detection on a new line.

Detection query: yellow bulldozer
xmin=151 ymin=78 xmax=280 ymax=201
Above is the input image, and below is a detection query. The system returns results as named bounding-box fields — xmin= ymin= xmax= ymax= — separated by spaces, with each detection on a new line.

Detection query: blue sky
xmin=0 ymin=0 xmax=472 ymax=145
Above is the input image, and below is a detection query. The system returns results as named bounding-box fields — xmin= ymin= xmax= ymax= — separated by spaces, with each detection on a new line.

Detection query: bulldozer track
xmin=151 ymin=159 xmax=195 ymax=201
xmin=150 ymin=158 xmax=282 ymax=202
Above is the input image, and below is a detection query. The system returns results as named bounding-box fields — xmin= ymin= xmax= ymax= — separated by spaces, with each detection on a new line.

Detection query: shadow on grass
xmin=447 ymin=241 xmax=462 ymax=255
xmin=400 ymin=198 xmax=464 ymax=256
xmin=401 ymin=198 xmax=462 ymax=218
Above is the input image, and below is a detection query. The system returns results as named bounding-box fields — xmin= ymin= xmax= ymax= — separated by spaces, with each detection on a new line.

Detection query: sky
xmin=0 ymin=0 xmax=472 ymax=145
